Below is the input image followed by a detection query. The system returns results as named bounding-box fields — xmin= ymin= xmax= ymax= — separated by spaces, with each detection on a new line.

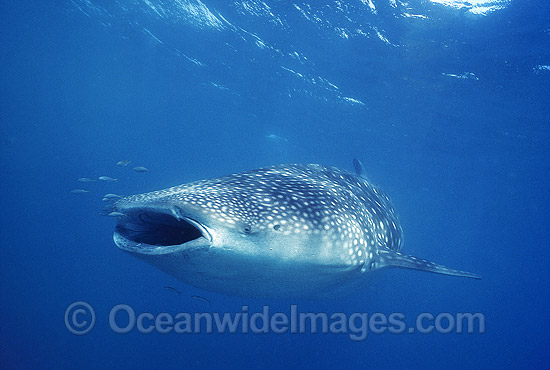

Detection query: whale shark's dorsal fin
xmin=353 ymin=158 xmax=367 ymax=178
xmin=374 ymin=248 xmax=481 ymax=279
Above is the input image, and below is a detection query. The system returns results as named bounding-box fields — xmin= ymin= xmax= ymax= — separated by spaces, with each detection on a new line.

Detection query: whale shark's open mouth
xmin=113 ymin=208 xmax=211 ymax=254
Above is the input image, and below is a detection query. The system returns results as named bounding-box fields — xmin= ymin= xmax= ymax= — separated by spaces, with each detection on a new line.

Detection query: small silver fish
xmin=117 ymin=160 xmax=132 ymax=167
xmin=164 ymin=286 xmax=182 ymax=295
xmin=107 ymin=212 xmax=126 ymax=217
xmin=78 ymin=177 xmax=96 ymax=183
xmin=266 ymin=133 xmax=288 ymax=143
xmin=191 ymin=295 xmax=211 ymax=304
xmin=133 ymin=166 xmax=150 ymax=173
xmin=102 ymin=194 xmax=122 ymax=202
xmin=98 ymin=176 xmax=117 ymax=182
xmin=70 ymin=189 xmax=89 ymax=194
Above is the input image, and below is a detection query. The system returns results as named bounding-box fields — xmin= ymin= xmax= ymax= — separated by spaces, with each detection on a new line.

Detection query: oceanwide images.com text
xmin=65 ymin=302 xmax=485 ymax=341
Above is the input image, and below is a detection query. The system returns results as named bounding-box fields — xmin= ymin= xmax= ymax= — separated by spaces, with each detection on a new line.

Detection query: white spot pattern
xmin=116 ymin=164 xmax=403 ymax=269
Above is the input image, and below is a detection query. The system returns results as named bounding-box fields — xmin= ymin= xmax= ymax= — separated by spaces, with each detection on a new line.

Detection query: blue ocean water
xmin=0 ymin=0 xmax=549 ymax=369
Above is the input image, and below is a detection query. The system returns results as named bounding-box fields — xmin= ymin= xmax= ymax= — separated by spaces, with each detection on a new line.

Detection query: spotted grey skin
xmin=112 ymin=162 xmax=479 ymax=298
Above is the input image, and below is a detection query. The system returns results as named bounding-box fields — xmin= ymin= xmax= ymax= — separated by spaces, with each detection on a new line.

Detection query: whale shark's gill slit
xmin=115 ymin=211 xmax=203 ymax=246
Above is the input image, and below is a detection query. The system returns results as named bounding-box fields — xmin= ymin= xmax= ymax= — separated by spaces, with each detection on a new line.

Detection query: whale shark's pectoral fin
xmin=374 ymin=248 xmax=481 ymax=279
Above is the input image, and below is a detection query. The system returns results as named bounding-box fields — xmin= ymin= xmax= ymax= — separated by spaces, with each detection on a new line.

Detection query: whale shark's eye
xmin=273 ymin=224 xmax=281 ymax=231
xmin=242 ymin=225 xmax=252 ymax=234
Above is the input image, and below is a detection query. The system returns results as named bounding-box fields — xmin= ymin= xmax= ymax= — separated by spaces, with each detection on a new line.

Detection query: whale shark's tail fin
xmin=374 ymin=248 xmax=481 ymax=279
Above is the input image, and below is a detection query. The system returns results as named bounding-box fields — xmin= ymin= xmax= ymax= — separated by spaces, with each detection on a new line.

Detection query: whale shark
xmin=111 ymin=161 xmax=479 ymax=298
